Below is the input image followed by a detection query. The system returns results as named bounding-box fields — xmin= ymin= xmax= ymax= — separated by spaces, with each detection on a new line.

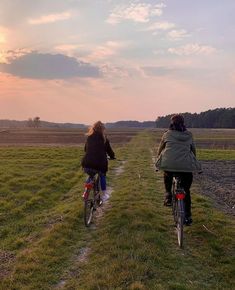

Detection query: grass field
xmin=0 ymin=129 xmax=234 ymax=289
xmin=0 ymin=127 xmax=140 ymax=146
xmin=0 ymin=127 xmax=234 ymax=148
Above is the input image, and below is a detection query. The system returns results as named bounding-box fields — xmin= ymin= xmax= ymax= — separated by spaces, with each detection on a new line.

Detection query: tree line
xmin=0 ymin=108 xmax=234 ymax=129
xmin=155 ymin=108 xmax=235 ymax=128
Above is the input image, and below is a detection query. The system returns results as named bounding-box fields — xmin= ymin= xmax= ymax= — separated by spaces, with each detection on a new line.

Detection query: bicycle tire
xmin=172 ymin=195 xmax=177 ymax=223
xmin=176 ymin=199 xmax=185 ymax=248
xmin=94 ymin=175 xmax=102 ymax=207
xmin=84 ymin=199 xmax=94 ymax=227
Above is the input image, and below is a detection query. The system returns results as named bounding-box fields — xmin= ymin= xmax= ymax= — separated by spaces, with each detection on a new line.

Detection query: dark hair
xmin=169 ymin=114 xmax=186 ymax=132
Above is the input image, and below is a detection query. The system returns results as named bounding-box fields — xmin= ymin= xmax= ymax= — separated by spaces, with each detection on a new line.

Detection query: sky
xmin=0 ymin=0 xmax=234 ymax=124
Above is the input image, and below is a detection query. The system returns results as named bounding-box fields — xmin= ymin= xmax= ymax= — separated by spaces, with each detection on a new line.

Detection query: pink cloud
xmin=28 ymin=12 xmax=72 ymax=25
xmin=107 ymin=3 xmax=165 ymax=24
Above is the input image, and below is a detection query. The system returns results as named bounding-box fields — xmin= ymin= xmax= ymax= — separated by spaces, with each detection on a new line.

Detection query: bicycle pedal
xmin=164 ymin=201 xmax=172 ymax=207
xmin=98 ymin=199 xmax=103 ymax=206
xmin=184 ymin=218 xmax=193 ymax=226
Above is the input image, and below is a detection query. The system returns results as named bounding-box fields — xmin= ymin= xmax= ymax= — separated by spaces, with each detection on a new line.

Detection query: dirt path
xmin=194 ymin=160 xmax=235 ymax=216
xmin=55 ymin=160 xmax=127 ymax=289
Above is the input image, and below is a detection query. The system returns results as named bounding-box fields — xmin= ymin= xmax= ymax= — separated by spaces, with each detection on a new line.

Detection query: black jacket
xmin=81 ymin=132 xmax=115 ymax=173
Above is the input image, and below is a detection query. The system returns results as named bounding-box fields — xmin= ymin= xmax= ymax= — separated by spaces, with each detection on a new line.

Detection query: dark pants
xmin=164 ymin=171 xmax=193 ymax=218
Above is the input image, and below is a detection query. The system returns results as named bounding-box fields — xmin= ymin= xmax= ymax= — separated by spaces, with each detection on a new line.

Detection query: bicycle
xmin=172 ymin=175 xmax=186 ymax=248
xmin=82 ymin=170 xmax=102 ymax=227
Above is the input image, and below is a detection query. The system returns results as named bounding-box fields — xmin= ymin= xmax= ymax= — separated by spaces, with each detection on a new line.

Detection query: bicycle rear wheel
xmin=176 ymin=199 xmax=185 ymax=248
xmin=84 ymin=199 xmax=94 ymax=227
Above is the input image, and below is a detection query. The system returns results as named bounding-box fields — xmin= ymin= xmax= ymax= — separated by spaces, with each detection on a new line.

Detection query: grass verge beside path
xmin=64 ymin=131 xmax=235 ymax=290
xmin=0 ymin=147 xmax=88 ymax=290
xmin=198 ymin=149 xmax=235 ymax=160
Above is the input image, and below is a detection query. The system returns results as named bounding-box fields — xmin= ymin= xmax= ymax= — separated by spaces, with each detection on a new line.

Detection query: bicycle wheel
xmin=176 ymin=199 xmax=185 ymax=248
xmin=172 ymin=195 xmax=177 ymax=223
xmin=94 ymin=175 xmax=102 ymax=207
xmin=84 ymin=199 xmax=94 ymax=227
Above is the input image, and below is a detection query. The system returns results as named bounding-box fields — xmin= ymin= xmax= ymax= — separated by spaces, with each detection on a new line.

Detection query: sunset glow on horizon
xmin=0 ymin=0 xmax=234 ymax=124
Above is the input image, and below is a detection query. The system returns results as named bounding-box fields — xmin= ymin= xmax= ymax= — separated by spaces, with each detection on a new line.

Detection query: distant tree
xmin=33 ymin=116 xmax=41 ymax=128
xmin=27 ymin=118 xmax=34 ymax=127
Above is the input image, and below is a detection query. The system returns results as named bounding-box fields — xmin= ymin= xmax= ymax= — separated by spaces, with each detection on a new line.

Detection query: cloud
xmin=28 ymin=11 xmax=72 ymax=25
xmin=150 ymin=3 xmax=166 ymax=16
xmin=141 ymin=66 xmax=174 ymax=76
xmin=101 ymin=64 xmax=130 ymax=79
xmin=54 ymin=44 xmax=80 ymax=52
xmin=0 ymin=52 xmax=101 ymax=79
xmin=168 ymin=43 xmax=217 ymax=56
xmin=168 ymin=29 xmax=190 ymax=40
xmin=145 ymin=21 xmax=175 ymax=31
xmin=54 ymin=44 xmax=82 ymax=57
xmin=106 ymin=2 xmax=166 ymax=24
xmin=0 ymin=49 xmax=32 ymax=64
xmin=86 ymin=41 xmax=128 ymax=61
xmin=141 ymin=64 xmax=217 ymax=82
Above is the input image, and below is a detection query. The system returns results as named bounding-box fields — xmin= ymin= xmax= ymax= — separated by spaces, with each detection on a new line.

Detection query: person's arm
xmin=189 ymin=132 xmax=196 ymax=156
xmin=157 ymin=135 xmax=166 ymax=156
xmin=190 ymin=139 xmax=196 ymax=156
xmin=84 ymin=138 xmax=88 ymax=152
xmin=105 ymin=138 xmax=115 ymax=159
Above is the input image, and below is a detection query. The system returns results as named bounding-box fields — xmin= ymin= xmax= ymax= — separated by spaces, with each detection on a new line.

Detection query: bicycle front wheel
xmin=176 ymin=199 xmax=185 ymax=248
xmin=84 ymin=199 xmax=94 ymax=227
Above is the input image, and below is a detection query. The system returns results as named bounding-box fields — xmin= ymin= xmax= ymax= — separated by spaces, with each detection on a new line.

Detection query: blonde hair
xmin=86 ymin=121 xmax=106 ymax=140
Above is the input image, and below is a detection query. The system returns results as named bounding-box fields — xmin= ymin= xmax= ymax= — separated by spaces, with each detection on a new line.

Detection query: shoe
xmin=102 ymin=190 xmax=110 ymax=202
xmin=164 ymin=192 xmax=172 ymax=206
xmin=184 ymin=217 xmax=193 ymax=226
xmin=164 ymin=199 xmax=172 ymax=206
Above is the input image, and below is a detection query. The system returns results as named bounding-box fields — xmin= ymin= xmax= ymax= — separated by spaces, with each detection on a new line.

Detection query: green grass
xmin=0 ymin=147 xmax=86 ymax=289
xmin=0 ymin=134 xmax=234 ymax=289
xmin=197 ymin=149 xmax=235 ymax=160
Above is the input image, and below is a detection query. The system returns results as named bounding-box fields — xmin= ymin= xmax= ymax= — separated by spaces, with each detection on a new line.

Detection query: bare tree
xmin=33 ymin=116 xmax=41 ymax=128
xmin=27 ymin=118 xmax=34 ymax=127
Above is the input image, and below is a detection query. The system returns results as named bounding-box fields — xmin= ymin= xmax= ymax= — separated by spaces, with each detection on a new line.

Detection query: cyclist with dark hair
xmin=156 ymin=114 xmax=201 ymax=225
xmin=81 ymin=121 xmax=115 ymax=200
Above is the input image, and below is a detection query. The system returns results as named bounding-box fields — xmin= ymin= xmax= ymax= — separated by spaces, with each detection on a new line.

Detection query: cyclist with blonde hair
xmin=81 ymin=121 xmax=115 ymax=200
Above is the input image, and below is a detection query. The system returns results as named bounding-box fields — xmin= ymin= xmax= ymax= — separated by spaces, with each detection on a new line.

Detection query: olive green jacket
xmin=156 ymin=130 xmax=202 ymax=172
